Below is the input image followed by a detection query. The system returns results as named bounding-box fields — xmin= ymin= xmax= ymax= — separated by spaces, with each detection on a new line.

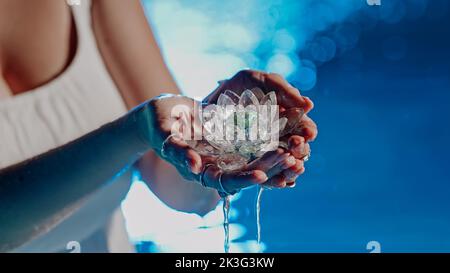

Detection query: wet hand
xmin=203 ymin=70 xmax=318 ymax=188
xmin=142 ymin=94 xmax=298 ymax=195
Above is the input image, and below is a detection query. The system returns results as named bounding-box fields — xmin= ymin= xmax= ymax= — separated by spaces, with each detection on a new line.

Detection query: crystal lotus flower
xmin=188 ymin=88 xmax=304 ymax=171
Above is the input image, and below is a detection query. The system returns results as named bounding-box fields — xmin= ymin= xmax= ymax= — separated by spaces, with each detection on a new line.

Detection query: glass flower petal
xmin=251 ymin=87 xmax=265 ymax=101
xmin=218 ymin=93 xmax=236 ymax=106
xmin=239 ymin=89 xmax=260 ymax=107
xmin=260 ymin=91 xmax=277 ymax=106
xmin=224 ymin=90 xmax=241 ymax=104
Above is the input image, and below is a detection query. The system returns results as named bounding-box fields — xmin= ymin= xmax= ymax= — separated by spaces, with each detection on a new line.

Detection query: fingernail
xmin=280 ymin=156 xmax=296 ymax=170
xmin=287 ymin=156 xmax=296 ymax=166
xmin=284 ymin=170 xmax=297 ymax=181
xmin=256 ymin=172 xmax=268 ymax=182
xmin=186 ymin=159 xmax=200 ymax=174
xmin=304 ymin=96 xmax=314 ymax=109
xmin=298 ymin=141 xmax=306 ymax=153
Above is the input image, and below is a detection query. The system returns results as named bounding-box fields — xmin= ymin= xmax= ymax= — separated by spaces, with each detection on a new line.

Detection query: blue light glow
xmin=120 ymin=0 xmax=450 ymax=253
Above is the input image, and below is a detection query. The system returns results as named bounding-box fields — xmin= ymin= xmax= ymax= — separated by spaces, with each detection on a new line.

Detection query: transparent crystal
xmin=189 ymin=89 xmax=303 ymax=172
xmin=251 ymin=87 xmax=265 ymax=101
xmin=239 ymin=89 xmax=260 ymax=107
xmin=224 ymin=90 xmax=241 ymax=104
xmin=260 ymin=91 xmax=277 ymax=106
xmin=218 ymin=93 xmax=236 ymax=106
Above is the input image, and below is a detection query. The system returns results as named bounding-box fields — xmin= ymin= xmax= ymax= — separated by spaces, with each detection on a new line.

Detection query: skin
xmin=0 ymin=105 xmax=150 ymax=251
xmin=0 ymin=0 xmax=318 ymax=250
xmin=146 ymin=95 xmax=313 ymax=195
xmin=0 ymin=0 xmax=219 ymax=214
xmin=204 ymin=70 xmax=318 ymax=188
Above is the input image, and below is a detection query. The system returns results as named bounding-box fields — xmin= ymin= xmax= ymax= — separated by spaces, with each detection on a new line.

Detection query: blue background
xmin=124 ymin=0 xmax=450 ymax=253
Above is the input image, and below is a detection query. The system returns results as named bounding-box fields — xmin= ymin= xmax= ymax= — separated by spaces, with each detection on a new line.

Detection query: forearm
xmin=0 ymin=104 xmax=152 ymax=251
xmin=137 ymin=152 xmax=220 ymax=216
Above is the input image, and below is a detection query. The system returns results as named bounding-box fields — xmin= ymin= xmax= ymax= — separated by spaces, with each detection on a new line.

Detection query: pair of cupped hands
xmin=142 ymin=70 xmax=318 ymax=195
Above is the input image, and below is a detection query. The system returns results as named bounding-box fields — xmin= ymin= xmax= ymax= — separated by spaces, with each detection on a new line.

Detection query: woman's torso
xmin=0 ymin=0 xmax=133 ymax=252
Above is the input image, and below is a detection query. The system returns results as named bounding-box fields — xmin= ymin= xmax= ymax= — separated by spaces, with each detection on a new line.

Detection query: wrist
xmin=126 ymin=101 xmax=157 ymax=151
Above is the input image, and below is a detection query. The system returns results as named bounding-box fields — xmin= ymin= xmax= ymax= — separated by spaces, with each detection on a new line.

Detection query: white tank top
xmin=0 ymin=0 xmax=134 ymax=252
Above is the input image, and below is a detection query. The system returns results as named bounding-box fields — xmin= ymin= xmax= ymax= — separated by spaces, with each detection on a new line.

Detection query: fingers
xmin=222 ymin=170 xmax=268 ymax=193
xmin=286 ymin=182 xmax=296 ymax=188
xmin=162 ymin=136 xmax=202 ymax=175
xmin=286 ymin=135 xmax=311 ymax=160
xmin=201 ymin=150 xmax=306 ymax=192
xmin=266 ymin=155 xmax=296 ymax=178
xmin=246 ymin=148 xmax=297 ymax=179
xmin=204 ymin=70 xmax=315 ymax=115
xmin=202 ymin=165 xmax=268 ymax=194
xmin=264 ymin=173 xmax=288 ymax=188
xmin=280 ymin=113 xmax=317 ymax=157
xmin=201 ymin=148 xmax=297 ymax=194
xmin=292 ymin=115 xmax=318 ymax=142
xmin=246 ymin=148 xmax=288 ymax=173
xmin=283 ymin=159 xmax=305 ymax=184
xmin=287 ymin=135 xmax=306 ymax=159
xmin=265 ymin=160 xmax=305 ymax=189
xmin=264 ymin=73 xmax=314 ymax=113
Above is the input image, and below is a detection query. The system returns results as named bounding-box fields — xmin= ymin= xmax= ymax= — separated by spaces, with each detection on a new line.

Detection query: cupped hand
xmin=142 ymin=93 xmax=301 ymax=195
xmin=203 ymin=70 xmax=318 ymax=187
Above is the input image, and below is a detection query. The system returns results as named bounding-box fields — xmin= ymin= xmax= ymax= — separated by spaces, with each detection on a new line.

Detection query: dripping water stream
xmin=256 ymin=185 xmax=264 ymax=245
xmin=222 ymin=195 xmax=231 ymax=253
xmin=222 ymin=185 xmax=265 ymax=253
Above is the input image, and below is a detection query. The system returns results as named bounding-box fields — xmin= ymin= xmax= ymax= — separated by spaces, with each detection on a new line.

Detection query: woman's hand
xmin=204 ymin=70 xmax=318 ymax=188
xmin=140 ymin=93 xmax=301 ymax=195
xmin=142 ymin=94 xmax=203 ymax=179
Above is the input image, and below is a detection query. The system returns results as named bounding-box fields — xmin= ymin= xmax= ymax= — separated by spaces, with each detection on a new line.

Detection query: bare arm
xmin=91 ymin=0 xmax=220 ymax=213
xmin=91 ymin=0 xmax=178 ymax=106
xmin=0 ymin=104 xmax=152 ymax=252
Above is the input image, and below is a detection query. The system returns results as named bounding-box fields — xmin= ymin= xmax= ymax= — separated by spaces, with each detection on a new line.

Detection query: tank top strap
xmin=68 ymin=0 xmax=97 ymax=66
